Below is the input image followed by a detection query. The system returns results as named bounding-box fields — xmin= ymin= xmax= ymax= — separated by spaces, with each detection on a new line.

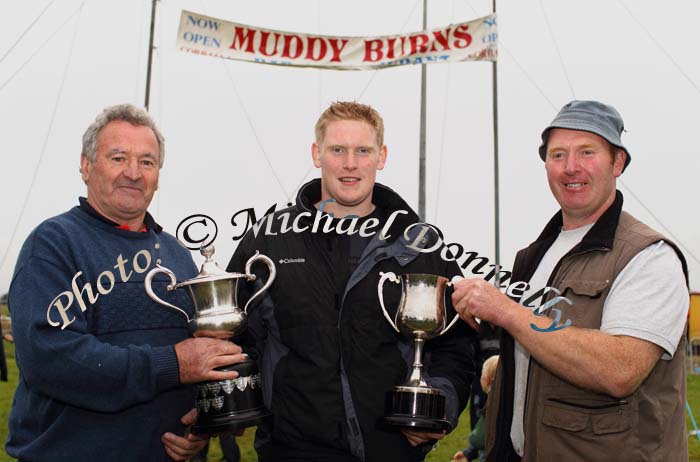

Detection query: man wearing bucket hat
xmin=452 ymin=100 xmax=689 ymax=461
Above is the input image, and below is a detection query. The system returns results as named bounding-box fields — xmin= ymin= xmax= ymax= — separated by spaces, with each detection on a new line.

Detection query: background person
xmin=452 ymin=355 xmax=499 ymax=462
xmin=0 ymin=325 xmax=6 ymax=382
xmin=462 ymin=327 xmax=499 ymax=461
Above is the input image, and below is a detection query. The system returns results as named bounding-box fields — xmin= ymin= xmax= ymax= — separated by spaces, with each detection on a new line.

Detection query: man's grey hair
xmin=81 ymin=103 xmax=165 ymax=167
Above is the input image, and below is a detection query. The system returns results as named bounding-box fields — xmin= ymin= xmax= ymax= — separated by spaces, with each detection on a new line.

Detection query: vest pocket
xmin=556 ymin=279 xmax=610 ymax=324
xmin=545 ymin=398 xmax=632 ymax=435
xmin=591 ymin=410 xmax=632 ymax=435
xmin=543 ymin=397 xmax=631 ymax=430
xmin=541 ymin=404 xmax=588 ymax=431
xmin=537 ymin=397 xmax=637 ymax=461
xmin=558 ymin=280 xmax=609 ymax=298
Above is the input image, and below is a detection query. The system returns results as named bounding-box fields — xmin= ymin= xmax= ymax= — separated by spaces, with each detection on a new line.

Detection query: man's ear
xmin=613 ymin=149 xmax=627 ymax=177
xmin=80 ymin=154 xmax=90 ymax=184
xmin=312 ymin=142 xmax=322 ymax=168
xmin=377 ymin=145 xmax=387 ymax=170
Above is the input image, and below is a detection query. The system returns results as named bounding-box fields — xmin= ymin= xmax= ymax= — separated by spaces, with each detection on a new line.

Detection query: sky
xmin=1 ymin=0 xmax=699 ymax=294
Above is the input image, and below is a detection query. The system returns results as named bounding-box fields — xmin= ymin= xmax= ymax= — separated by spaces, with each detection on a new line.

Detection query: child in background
xmin=452 ymin=355 xmax=500 ymax=462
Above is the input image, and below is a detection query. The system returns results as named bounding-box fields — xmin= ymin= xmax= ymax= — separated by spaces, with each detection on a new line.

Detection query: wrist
xmin=497 ymin=299 xmax=524 ymax=332
xmin=152 ymin=345 xmax=181 ymax=390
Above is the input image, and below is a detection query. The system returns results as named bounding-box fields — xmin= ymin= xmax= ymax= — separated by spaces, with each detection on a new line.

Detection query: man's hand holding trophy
xmin=145 ymin=244 xmax=276 ymax=434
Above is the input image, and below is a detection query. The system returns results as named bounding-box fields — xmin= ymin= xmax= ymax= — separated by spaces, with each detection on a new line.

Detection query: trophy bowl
xmin=145 ymin=245 xmax=276 ymax=434
xmin=377 ymin=272 xmax=461 ymax=431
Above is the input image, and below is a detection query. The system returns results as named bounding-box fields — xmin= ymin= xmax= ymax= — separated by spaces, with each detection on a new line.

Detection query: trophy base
xmin=192 ymin=359 xmax=271 ymax=435
xmin=192 ymin=406 xmax=271 ymax=435
xmin=382 ymin=385 xmax=453 ymax=432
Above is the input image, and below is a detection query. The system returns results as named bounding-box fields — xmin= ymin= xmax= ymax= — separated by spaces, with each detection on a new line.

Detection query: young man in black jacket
xmin=228 ymin=101 xmax=476 ymax=462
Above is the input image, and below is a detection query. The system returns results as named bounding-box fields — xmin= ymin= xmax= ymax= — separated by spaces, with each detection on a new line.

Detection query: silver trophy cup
xmin=144 ymin=245 xmax=276 ymax=434
xmin=378 ymin=272 xmax=461 ymax=431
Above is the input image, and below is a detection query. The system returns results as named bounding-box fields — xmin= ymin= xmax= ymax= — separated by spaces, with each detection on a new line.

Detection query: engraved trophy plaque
xmin=145 ymin=245 xmax=275 ymax=434
xmin=377 ymin=272 xmax=461 ymax=431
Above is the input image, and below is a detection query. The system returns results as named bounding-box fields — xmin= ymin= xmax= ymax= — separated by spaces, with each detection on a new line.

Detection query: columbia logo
xmin=278 ymin=258 xmax=305 ymax=264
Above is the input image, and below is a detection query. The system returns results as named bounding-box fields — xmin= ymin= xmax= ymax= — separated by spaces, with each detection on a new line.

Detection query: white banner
xmin=176 ymin=10 xmax=497 ymax=70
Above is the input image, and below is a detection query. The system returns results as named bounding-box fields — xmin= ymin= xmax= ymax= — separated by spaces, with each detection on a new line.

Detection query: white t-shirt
xmin=509 ymin=228 xmax=688 ymax=456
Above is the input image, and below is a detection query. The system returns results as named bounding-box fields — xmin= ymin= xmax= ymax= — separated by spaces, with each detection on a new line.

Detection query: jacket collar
xmin=295 ymin=178 xmax=419 ymax=243
xmin=533 ymin=189 xmax=623 ymax=255
xmin=512 ymin=190 xmax=623 ymax=287
xmin=78 ymin=196 xmax=162 ymax=233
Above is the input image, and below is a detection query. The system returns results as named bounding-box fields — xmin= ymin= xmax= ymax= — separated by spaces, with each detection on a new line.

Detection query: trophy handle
xmin=243 ymin=251 xmax=277 ymax=315
xmin=441 ymin=275 xmax=466 ymax=335
xmin=145 ymin=264 xmax=192 ymax=323
xmin=378 ymin=272 xmax=400 ymax=333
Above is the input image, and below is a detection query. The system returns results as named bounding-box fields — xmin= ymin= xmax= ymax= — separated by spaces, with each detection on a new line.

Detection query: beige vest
xmin=486 ymin=212 xmax=687 ymax=462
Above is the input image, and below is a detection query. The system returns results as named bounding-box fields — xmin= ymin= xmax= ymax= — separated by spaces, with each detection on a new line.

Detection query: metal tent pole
xmin=144 ymin=0 xmax=157 ymax=110
xmin=492 ymin=0 xmax=501 ymax=285
xmin=418 ymin=0 xmax=427 ymax=221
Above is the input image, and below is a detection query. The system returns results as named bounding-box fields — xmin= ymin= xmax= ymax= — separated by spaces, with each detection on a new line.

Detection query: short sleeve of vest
xmin=601 ymin=241 xmax=688 ymax=359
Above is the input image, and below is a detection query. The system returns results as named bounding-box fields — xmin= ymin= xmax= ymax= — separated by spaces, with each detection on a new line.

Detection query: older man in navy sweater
xmin=5 ymin=104 xmax=245 ymax=462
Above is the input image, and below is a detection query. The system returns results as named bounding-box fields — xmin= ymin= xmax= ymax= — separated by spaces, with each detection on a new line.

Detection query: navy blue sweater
xmin=6 ymin=206 xmax=198 ymax=461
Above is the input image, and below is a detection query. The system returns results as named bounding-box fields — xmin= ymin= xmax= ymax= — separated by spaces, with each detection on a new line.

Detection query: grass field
xmin=2 ymin=301 xmax=700 ymax=461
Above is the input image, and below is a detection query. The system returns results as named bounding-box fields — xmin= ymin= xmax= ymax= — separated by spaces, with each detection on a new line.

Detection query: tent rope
xmin=617 ymin=0 xmax=700 ymax=96
xmin=0 ymin=0 xmax=56 ymax=66
xmin=0 ymin=3 xmax=84 ymax=273
xmin=0 ymin=2 xmax=85 ymax=94
xmin=537 ymin=0 xmax=576 ymax=99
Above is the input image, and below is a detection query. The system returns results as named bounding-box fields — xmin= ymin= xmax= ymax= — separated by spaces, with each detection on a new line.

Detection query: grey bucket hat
xmin=538 ymin=100 xmax=631 ymax=171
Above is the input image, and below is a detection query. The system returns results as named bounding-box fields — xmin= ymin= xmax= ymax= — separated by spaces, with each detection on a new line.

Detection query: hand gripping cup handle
xmin=242 ymin=251 xmax=277 ymax=314
xmin=145 ymin=265 xmax=192 ymax=322
xmin=377 ymin=272 xmax=464 ymax=336
xmin=449 ymin=275 xmax=481 ymax=326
